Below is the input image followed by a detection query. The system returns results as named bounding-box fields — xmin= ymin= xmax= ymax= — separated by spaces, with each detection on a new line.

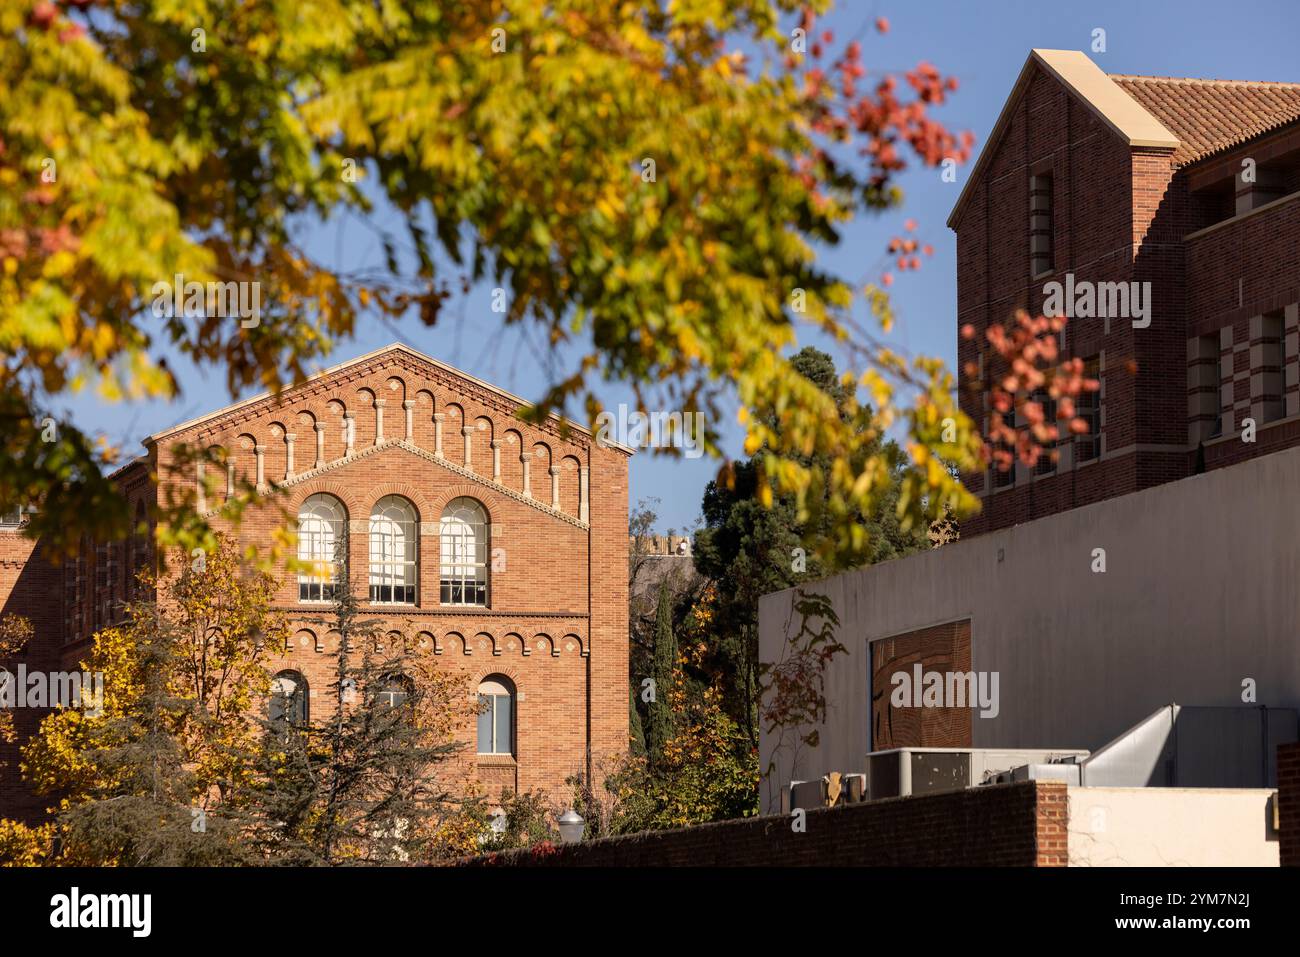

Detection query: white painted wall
xmin=758 ymin=445 xmax=1300 ymax=813
xmin=1068 ymin=787 xmax=1278 ymax=866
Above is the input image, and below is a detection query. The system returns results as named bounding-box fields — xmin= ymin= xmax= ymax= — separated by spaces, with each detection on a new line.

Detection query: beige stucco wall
xmin=1068 ymin=787 xmax=1278 ymax=866
xmin=758 ymin=445 xmax=1300 ymax=813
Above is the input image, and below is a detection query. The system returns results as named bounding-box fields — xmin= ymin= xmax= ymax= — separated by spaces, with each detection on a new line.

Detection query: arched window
xmin=369 ymin=496 xmax=417 ymax=604
xmin=270 ymin=670 xmax=309 ymax=726
xmin=374 ymin=674 xmax=413 ymax=710
xmin=440 ymin=498 xmax=487 ymax=606
xmin=477 ymin=676 xmax=515 ymax=755
xmin=298 ymin=494 xmax=345 ymax=602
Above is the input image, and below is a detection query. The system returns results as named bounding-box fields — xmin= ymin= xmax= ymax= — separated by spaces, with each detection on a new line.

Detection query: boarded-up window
xmin=870 ymin=619 xmax=973 ymax=752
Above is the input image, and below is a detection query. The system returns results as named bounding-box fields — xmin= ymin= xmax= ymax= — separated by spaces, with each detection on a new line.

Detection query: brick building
xmin=760 ymin=50 xmax=1300 ymax=823
xmin=0 ymin=342 xmax=631 ymax=819
xmin=953 ymin=49 xmax=1300 ymax=535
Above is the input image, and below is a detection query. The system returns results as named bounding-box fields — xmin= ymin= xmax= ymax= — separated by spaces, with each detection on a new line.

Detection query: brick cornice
xmin=170 ymin=349 xmax=593 ymax=452
xmin=276 ymin=606 xmax=588 ymax=620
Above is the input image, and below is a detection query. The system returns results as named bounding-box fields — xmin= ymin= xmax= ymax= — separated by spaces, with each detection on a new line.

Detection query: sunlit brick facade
xmin=0 ymin=343 xmax=630 ymax=818
xmin=953 ymin=49 xmax=1300 ymax=535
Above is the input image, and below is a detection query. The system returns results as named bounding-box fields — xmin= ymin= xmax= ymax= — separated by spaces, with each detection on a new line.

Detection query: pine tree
xmin=55 ymin=608 xmax=249 ymax=865
xmin=647 ymin=582 xmax=679 ymax=765
xmin=693 ymin=346 xmax=929 ymax=747
xmin=244 ymin=534 xmax=469 ymax=864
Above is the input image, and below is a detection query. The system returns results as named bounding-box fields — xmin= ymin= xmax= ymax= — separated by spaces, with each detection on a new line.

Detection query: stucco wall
xmin=1067 ymin=787 xmax=1278 ymax=866
xmin=759 ymin=445 xmax=1300 ymax=813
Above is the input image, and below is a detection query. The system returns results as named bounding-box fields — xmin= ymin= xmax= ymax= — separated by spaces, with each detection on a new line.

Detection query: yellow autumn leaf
xmin=42 ymin=251 xmax=77 ymax=279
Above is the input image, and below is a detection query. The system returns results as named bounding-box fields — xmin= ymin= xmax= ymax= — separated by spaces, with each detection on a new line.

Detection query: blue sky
xmin=57 ymin=0 xmax=1300 ymax=533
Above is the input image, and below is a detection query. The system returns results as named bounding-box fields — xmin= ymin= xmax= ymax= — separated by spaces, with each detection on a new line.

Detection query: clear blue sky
xmin=57 ymin=0 xmax=1300 ymax=533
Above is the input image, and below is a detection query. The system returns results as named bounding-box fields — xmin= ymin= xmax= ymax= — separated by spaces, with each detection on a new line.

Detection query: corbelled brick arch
xmin=365 ymin=482 xmax=433 ymax=519
xmin=426 ymin=481 xmax=501 ymax=519
xmin=473 ymin=663 xmax=522 ymax=687
xmin=355 ymin=387 xmax=377 ymax=449
xmin=413 ymin=389 xmax=437 ymax=451
xmin=441 ymin=402 xmax=466 ymax=465
xmin=266 ymin=421 xmax=290 ymax=485
xmin=293 ymin=409 xmax=320 ymax=473
xmin=289 ymin=479 xmax=363 ymax=520
xmin=500 ymin=429 xmax=524 ymax=491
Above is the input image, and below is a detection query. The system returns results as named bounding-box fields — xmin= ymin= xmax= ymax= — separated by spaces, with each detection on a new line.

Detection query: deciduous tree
xmin=2 ymin=0 xmax=985 ymax=570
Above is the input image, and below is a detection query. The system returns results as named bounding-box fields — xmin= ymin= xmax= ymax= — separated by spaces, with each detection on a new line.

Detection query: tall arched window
xmin=298 ymin=493 xmax=345 ymax=602
xmin=369 ymin=496 xmax=417 ymax=604
xmin=269 ymin=670 xmax=309 ymax=726
xmin=477 ymin=676 xmax=515 ymax=755
xmin=440 ymin=497 xmax=487 ymax=606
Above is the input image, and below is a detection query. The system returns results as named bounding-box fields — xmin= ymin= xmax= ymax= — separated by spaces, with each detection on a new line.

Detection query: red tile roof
xmin=1109 ymin=74 xmax=1300 ymax=166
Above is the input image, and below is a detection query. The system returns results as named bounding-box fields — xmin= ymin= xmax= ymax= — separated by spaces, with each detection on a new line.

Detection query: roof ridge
xmin=1110 ymin=73 xmax=1300 ymax=89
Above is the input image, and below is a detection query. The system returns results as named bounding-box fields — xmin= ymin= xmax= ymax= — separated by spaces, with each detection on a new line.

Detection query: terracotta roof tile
xmin=1109 ymin=74 xmax=1300 ymax=166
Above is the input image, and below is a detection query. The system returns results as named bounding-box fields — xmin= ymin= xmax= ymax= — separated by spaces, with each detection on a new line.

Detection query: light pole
xmin=557 ymin=809 xmax=586 ymax=844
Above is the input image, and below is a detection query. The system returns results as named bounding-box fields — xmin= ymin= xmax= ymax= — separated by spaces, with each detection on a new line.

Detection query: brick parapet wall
xmin=464 ymin=780 xmax=1068 ymax=867
xmin=1279 ymin=741 xmax=1300 ymax=867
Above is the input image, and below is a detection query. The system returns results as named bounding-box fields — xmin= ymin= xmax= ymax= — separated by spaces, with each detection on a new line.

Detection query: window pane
xmin=494 ymin=694 xmax=512 ymax=754
xmin=297 ymin=494 xmax=344 ymax=602
xmin=369 ymin=496 xmax=416 ymax=605
xmin=439 ymin=498 xmax=487 ymax=606
xmin=477 ymin=695 xmax=494 ymax=752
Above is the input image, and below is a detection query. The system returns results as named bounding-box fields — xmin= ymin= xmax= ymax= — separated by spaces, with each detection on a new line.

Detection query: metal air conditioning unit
xmin=864 ymin=747 xmax=1089 ymax=800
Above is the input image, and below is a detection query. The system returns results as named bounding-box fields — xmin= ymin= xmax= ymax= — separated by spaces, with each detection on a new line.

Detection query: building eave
xmin=947 ymin=49 xmax=1179 ymax=231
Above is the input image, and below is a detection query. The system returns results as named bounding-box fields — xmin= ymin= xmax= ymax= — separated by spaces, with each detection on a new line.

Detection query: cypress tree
xmin=647 ymin=581 xmax=678 ymax=765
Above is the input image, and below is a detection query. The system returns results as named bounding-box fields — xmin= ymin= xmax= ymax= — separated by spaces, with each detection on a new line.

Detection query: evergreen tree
xmin=55 ymin=613 xmax=248 ymax=865
xmin=244 ymin=534 xmax=468 ymax=865
xmin=647 ymin=581 xmax=679 ymax=765
xmin=629 ymin=687 xmax=647 ymax=757
xmin=693 ymin=347 xmax=928 ymax=746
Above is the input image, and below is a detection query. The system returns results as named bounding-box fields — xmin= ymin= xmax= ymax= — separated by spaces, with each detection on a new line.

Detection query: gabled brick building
xmin=760 ymin=50 xmax=1300 ymax=814
xmin=0 ymin=343 xmax=631 ymax=819
xmin=953 ymin=49 xmax=1300 ymax=535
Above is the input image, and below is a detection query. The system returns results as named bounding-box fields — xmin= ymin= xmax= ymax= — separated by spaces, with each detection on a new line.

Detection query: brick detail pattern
xmin=466 ymin=780 xmax=1069 ymax=867
xmin=870 ymin=619 xmax=972 ymax=751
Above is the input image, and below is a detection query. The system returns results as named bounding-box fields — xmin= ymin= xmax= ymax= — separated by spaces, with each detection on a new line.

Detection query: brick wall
xmin=956 ymin=63 xmax=1162 ymax=536
xmin=955 ymin=59 xmax=1300 ymax=537
xmin=1279 ymin=741 xmax=1300 ymax=867
xmin=1 ymin=344 xmax=631 ymax=819
xmin=0 ymin=533 xmax=63 ymax=822
xmin=465 ymin=780 xmax=1068 ymax=867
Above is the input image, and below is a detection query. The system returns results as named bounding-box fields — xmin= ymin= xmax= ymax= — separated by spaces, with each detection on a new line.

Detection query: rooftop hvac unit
xmin=784 ymin=772 xmax=869 ymax=812
xmin=864 ymin=747 xmax=1089 ymax=800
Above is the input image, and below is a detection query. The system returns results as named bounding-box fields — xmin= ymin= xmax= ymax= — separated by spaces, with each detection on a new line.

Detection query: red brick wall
xmin=0 ymin=345 xmax=630 ymax=819
xmin=956 ymin=64 xmax=1166 ymax=535
xmin=466 ymin=780 xmax=1069 ymax=867
xmin=1278 ymin=741 xmax=1300 ymax=867
xmin=955 ymin=61 xmax=1300 ymax=536
xmin=0 ymin=533 xmax=63 ymax=822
